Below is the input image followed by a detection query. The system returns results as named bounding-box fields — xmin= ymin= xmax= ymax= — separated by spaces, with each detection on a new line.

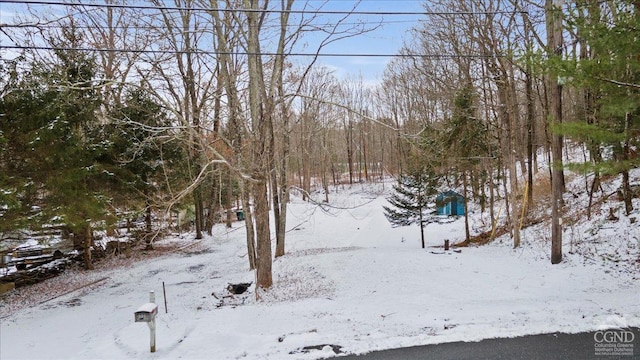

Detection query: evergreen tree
xmin=558 ymin=1 xmax=640 ymax=215
xmin=0 ymin=58 xmax=38 ymax=234
xmin=0 ymin=27 xmax=109 ymax=268
xmin=442 ymin=84 xmax=488 ymax=244
xmin=383 ymin=168 xmax=440 ymax=249
xmin=97 ymin=88 xmax=185 ymax=248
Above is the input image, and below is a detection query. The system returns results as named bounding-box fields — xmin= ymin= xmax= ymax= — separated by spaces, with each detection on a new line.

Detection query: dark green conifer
xmin=383 ymin=169 xmax=439 ymax=249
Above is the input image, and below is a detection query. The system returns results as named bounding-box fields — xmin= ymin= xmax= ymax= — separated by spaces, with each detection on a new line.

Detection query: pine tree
xmin=0 ymin=27 xmax=108 ymax=268
xmin=97 ymin=88 xmax=185 ymax=248
xmin=558 ymin=1 xmax=640 ymax=215
xmin=442 ymin=84 xmax=488 ymax=245
xmin=383 ymin=170 xmax=439 ymax=249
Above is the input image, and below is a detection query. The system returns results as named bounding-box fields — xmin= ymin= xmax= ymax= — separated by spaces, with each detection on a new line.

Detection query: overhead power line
xmin=0 ymin=0 xmax=527 ymax=16
xmin=0 ymin=18 xmax=424 ymax=30
xmin=0 ymin=44 xmax=503 ymax=59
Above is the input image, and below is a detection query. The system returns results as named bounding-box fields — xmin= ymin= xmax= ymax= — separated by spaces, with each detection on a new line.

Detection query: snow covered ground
xmin=1 ymin=178 xmax=639 ymax=360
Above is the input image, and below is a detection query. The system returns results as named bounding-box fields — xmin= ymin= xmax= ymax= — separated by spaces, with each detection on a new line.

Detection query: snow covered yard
xmin=1 ymin=182 xmax=639 ymax=359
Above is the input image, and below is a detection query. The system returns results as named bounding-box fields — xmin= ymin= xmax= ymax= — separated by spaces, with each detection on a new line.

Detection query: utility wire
xmin=0 ymin=44 xmax=503 ymax=58
xmin=0 ymin=0 xmax=527 ymax=16
xmin=0 ymin=18 xmax=425 ymax=29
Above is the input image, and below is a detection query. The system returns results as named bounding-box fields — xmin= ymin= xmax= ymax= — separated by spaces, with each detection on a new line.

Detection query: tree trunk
xmin=194 ymin=189 xmax=203 ymax=239
xmin=504 ymin=80 xmax=521 ymax=249
xmin=274 ymin=114 xmax=290 ymax=257
xmin=253 ymin=177 xmax=272 ymax=289
xmin=361 ymin=116 xmax=369 ymax=182
xmin=622 ymin=111 xmax=633 ymax=215
xmin=272 ymin=170 xmax=284 ymax=257
xmin=274 ymin=102 xmax=290 ymax=258
xmin=241 ymin=181 xmax=256 ymax=270
xmin=525 ymin=13 xmax=535 ymax=210
xmin=82 ymin=224 xmax=93 ymax=270
xmin=547 ymin=0 xmax=564 ymax=264
xmin=418 ymin=193 xmax=425 ymax=249
xmin=145 ymin=196 xmax=153 ymax=250
xmin=302 ymin=124 xmax=311 ymax=201
xmin=244 ymin=0 xmax=278 ymax=290
xmin=347 ymin=120 xmax=354 ymax=184
xmin=274 ymin=187 xmax=288 ymax=257
xmin=502 ymin=163 xmax=511 ymax=237
xmin=489 ymin=161 xmax=496 ymax=236
xmin=462 ymin=171 xmax=471 ymax=244
xmin=225 ymin=170 xmax=233 ymax=228
xmin=263 ymin=3 xmax=293 ymax=265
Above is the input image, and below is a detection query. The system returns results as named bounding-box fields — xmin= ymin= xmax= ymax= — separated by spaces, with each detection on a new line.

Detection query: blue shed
xmin=436 ymin=191 xmax=465 ymax=216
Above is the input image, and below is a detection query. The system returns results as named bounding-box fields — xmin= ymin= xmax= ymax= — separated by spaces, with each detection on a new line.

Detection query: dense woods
xmin=0 ymin=0 xmax=638 ymax=290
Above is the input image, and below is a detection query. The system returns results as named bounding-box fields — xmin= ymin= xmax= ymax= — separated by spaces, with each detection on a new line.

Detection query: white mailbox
xmin=135 ymin=303 xmax=158 ymax=323
xmin=134 ymin=291 xmax=158 ymax=353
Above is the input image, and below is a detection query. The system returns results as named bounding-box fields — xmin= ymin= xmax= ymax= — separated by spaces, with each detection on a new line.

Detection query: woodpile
xmin=1 ymin=258 xmax=72 ymax=288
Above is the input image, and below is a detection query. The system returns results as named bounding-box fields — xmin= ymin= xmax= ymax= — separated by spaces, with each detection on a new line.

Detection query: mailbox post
xmin=134 ymin=291 xmax=158 ymax=353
